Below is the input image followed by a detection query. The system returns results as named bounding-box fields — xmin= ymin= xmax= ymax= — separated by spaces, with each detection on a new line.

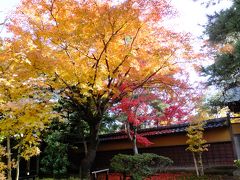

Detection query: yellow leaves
xmin=186 ymin=120 xmax=208 ymax=153
xmin=0 ymin=96 xmax=52 ymax=160
xmin=0 ymin=10 xmax=59 ymax=167
xmin=0 ymin=78 xmax=14 ymax=87
xmin=21 ymin=146 xmax=40 ymax=160
xmin=0 ymin=145 xmax=6 ymax=179
xmin=0 ymin=146 xmax=6 ymax=158
xmin=1 ymin=0 xmax=200 ymax=127
xmin=0 ymin=66 xmax=53 ymax=160
xmin=0 ymin=162 xmax=6 ymax=180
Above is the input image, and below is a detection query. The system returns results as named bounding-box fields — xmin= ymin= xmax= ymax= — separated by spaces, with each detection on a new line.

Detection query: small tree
xmin=186 ymin=120 xmax=208 ymax=176
xmin=113 ymin=92 xmax=156 ymax=154
xmin=113 ymin=86 xmax=198 ymax=155
xmin=0 ymin=38 xmax=55 ymax=180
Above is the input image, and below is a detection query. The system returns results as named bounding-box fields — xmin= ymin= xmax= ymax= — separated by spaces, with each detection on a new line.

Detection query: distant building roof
xmin=224 ymin=87 xmax=240 ymax=112
xmin=100 ymin=117 xmax=229 ymax=142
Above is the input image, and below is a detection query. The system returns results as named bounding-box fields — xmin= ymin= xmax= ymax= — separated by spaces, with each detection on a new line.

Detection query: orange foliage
xmin=7 ymin=0 xmax=196 ymax=105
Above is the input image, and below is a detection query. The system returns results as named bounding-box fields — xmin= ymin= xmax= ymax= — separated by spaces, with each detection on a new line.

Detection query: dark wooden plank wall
xmin=92 ymin=142 xmax=234 ymax=170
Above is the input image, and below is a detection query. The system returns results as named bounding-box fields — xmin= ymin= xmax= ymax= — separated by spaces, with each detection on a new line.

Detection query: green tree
xmin=203 ymin=0 xmax=240 ymax=89
xmin=111 ymin=153 xmax=173 ymax=180
xmin=202 ymin=42 xmax=240 ymax=90
xmin=205 ymin=0 xmax=240 ymax=43
xmin=202 ymin=0 xmax=240 ymax=110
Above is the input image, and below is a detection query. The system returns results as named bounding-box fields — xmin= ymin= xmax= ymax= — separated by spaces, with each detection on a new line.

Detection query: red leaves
xmin=114 ymin=95 xmax=155 ymax=126
xmin=111 ymin=82 xmax=201 ymax=147
xmin=136 ymin=134 xmax=153 ymax=147
xmin=159 ymin=98 xmax=190 ymax=124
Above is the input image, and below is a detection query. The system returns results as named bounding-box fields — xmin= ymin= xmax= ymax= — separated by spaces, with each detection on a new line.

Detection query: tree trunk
xmin=198 ymin=153 xmax=204 ymax=176
xmin=26 ymin=160 xmax=30 ymax=176
xmin=6 ymin=136 xmax=11 ymax=180
xmin=79 ymin=126 xmax=88 ymax=156
xmin=83 ymin=140 xmax=88 ymax=157
xmin=192 ymin=152 xmax=199 ymax=177
xmin=80 ymin=120 xmax=101 ymax=178
xmin=123 ymin=173 xmax=127 ymax=180
xmin=133 ymin=127 xmax=138 ymax=155
xmin=15 ymin=147 xmax=21 ymax=180
xmin=36 ymin=156 xmax=40 ymax=177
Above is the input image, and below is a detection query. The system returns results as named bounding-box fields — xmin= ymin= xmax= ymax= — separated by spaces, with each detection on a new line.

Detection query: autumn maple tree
xmin=112 ymin=91 xmax=157 ymax=154
xmin=5 ymin=0 xmax=198 ymax=176
xmin=112 ymin=81 xmax=199 ymax=155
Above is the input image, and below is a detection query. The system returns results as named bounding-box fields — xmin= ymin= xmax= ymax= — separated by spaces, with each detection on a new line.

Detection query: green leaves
xmin=40 ymin=131 xmax=69 ymax=177
xmin=202 ymin=41 xmax=240 ymax=89
xmin=110 ymin=153 xmax=173 ymax=180
xmin=206 ymin=0 xmax=240 ymax=43
xmin=203 ymin=1 xmax=240 ymax=114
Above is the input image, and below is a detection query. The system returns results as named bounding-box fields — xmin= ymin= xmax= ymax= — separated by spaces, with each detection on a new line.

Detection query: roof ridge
xmin=99 ymin=117 xmax=228 ymax=141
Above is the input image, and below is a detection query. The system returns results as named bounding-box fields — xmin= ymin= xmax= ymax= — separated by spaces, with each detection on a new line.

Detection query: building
xmin=20 ymin=117 xmax=240 ymax=177
xmin=225 ymin=87 xmax=240 ymax=113
xmin=92 ymin=117 xmax=240 ymax=170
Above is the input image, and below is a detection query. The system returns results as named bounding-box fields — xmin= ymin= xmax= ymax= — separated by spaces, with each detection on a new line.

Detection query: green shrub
xmin=40 ymin=131 xmax=69 ymax=177
xmin=110 ymin=153 xmax=173 ymax=180
xmin=234 ymin=159 xmax=240 ymax=168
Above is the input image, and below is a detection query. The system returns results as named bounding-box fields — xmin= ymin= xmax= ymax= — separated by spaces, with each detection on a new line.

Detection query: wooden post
xmin=227 ymin=112 xmax=238 ymax=160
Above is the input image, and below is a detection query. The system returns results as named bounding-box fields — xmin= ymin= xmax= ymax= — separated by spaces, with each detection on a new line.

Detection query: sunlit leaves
xmin=0 ymin=40 xmax=55 ymax=164
xmin=7 ymin=0 xmax=196 ymax=109
xmin=186 ymin=121 xmax=208 ymax=153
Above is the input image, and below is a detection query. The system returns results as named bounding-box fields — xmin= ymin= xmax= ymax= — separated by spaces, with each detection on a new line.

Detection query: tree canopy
xmin=202 ymin=0 xmax=240 ymax=111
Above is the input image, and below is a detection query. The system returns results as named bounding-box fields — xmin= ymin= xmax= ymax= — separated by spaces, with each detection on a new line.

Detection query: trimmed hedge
xmin=110 ymin=153 xmax=173 ymax=180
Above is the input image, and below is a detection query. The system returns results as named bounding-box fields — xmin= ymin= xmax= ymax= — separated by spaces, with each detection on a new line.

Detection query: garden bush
xmin=40 ymin=131 xmax=69 ymax=178
xmin=110 ymin=153 xmax=173 ymax=180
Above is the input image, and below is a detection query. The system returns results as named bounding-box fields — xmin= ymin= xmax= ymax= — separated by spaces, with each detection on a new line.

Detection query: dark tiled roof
xmin=227 ymin=101 xmax=240 ymax=113
xmin=99 ymin=117 xmax=229 ymax=142
xmin=223 ymin=87 xmax=240 ymax=113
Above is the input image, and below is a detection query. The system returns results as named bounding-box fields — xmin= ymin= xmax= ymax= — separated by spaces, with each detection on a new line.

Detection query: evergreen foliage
xmin=202 ymin=41 xmax=240 ymax=90
xmin=203 ymin=0 xmax=240 ymax=110
xmin=110 ymin=153 xmax=173 ymax=180
xmin=40 ymin=130 xmax=69 ymax=177
xmin=206 ymin=0 xmax=240 ymax=43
